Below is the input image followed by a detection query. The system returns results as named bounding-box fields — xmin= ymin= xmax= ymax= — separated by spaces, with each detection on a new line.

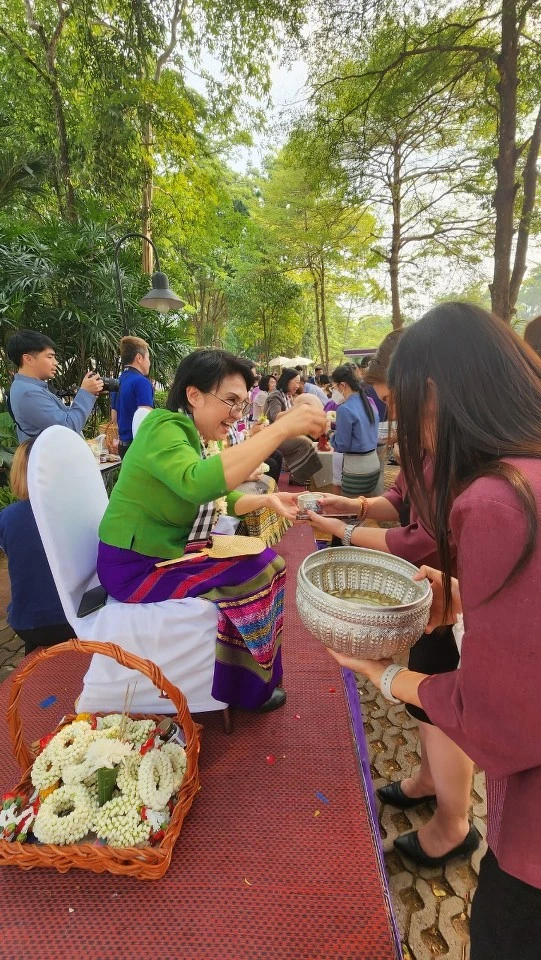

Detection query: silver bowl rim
xmin=297 ymin=546 xmax=432 ymax=615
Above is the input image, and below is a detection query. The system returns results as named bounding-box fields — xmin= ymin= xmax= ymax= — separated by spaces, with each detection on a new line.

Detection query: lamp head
xmin=139 ymin=271 xmax=184 ymax=313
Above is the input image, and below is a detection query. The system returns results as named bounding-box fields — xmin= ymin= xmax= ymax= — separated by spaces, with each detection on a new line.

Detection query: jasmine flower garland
xmin=33 ymin=784 xmax=97 ymax=845
xmin=18 ymin=714 xmax=188 ymax=847
xmin=93 ymin=794 xmax=151 ymax=847
xmin=161 ymin=743 xmax=187 ymax=792
xmin=137 ymin=750 xmax=175 ymax=809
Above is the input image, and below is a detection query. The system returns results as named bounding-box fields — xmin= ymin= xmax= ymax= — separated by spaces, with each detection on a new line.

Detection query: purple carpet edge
xmin=342 ymin=666 xmax=403 ymax=959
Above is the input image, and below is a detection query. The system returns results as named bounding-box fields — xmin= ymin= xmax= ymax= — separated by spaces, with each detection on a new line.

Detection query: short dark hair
xmin=166 ymin=349 xmax=255 ymax=412
xmin=6 ymin=330 xmax=56 ymax=367
xmin=259 ymin=374 xmax=276 ymax=392
xmin=276 ymin=367 xmax=300 ymax=393
xmin=319 ymin=374 xmax=331 ymax=385
xmin=295 ymin=364 xmax=303 ymax=371
xmin=315 ymin=365 xmax=323 ymax=371
xmin=358 ymin=356 xmax=371 ymax=369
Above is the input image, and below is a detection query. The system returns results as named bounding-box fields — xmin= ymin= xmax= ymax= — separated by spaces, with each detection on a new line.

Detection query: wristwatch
xmin=341 ymin=523 xmax=359 ymax=546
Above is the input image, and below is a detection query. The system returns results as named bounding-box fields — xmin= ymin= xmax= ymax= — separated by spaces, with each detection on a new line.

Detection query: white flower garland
xmin=116 ymin=753 xmax=142 ymax=799
xmin=137 ymin=749 xmax=175 ymax=809
xmin=33 ymin=784 xmax=96 ymax=845
xmin=93 ymin=794 xmax=151 ymax=847
xmin=25 ymin=717 xmax=183 ymax=847
xmin=97 ymin=716 xmax=155 ymax=746
xmin=31 ymin=721 xmax=95 ymax=790
xmin=161 ymin=743 xmax=187 ymax=792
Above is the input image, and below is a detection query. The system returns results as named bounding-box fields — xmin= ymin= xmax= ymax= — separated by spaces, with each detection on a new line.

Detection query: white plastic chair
xmin=28 ymin=425 xmax=228 ymax=720
xmin=132 ymin=406 xmax=152 ymax=438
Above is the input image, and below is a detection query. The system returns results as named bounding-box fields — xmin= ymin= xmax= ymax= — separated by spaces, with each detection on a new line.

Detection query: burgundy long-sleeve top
xmin=419 ymin=458 xmax=541 ymax=887
xmin=383 ymin=468 xmax=442 ymax=568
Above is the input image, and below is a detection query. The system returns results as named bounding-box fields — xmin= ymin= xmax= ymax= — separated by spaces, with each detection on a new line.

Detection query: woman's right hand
xmin=413 ymin=565 xmax=462 ymax=633
xmin=281 ymin=403 xmax=326 ymax=440
xmin=316 ymin=493 xmax=360 ymax=517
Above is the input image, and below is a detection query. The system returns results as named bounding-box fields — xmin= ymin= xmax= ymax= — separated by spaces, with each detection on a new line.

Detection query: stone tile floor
xmin=0 ymin=492 xmax=486 ymax=958
xmin=358 ymin=676 xmax=486 ymax=960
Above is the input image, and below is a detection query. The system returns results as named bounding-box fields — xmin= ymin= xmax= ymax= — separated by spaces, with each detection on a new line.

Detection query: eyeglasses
xmin=211 ymin=393 xmax=251 ymax=418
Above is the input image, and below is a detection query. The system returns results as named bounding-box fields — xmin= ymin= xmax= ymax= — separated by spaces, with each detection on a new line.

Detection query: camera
xmin=100 ymin=376 xmax=120 ymax=392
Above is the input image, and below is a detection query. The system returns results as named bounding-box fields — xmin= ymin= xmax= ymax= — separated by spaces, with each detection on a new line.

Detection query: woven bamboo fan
xmin=155 ymin=535 xmax=266 ymax=568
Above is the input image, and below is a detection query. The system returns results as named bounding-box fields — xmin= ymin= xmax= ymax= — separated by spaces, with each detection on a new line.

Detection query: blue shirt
xmin=110 ymin=367 xmax=154 ymax=443
xmin=332 ymin=392 xmax=379 ymax=454
xmin=9 ymin=374 xmax=96 ymax=443
xmin=0 ymin=499 xmax=68 ymax=631
xmin=303 ymin=382 xmax=328 ymax=404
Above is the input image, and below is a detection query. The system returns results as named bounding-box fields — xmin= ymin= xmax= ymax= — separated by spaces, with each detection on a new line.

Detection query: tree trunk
xmin=320 ymin=260 xmax=330 ymax=371
xmin=312 ymin=274 xmax=324 ymax=366
xmin=141 ymin=114 xmax=154 ymax=275
xmin=491 ymin=0 xmax=519 ymax=322
xmin=509 ymin=102 xmax=541 ymax=310
xmin=389 ymin=142 xmax=402 ymax=329
xmin=49 ymin=76 xmax=76 ymax=223
xmin=261 ymin=307 xmax=270 ymax=367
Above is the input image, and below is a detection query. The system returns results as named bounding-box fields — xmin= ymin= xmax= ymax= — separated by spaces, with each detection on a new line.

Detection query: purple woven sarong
xmin=97 ymin=542 xmax=284 ymax=709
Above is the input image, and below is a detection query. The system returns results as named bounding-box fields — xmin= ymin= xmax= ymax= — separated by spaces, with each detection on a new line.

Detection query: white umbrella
xmin=268 ymin=356 xmax=294 ymax=367
xmin=290 ymin=355 xmax=314 ymax=366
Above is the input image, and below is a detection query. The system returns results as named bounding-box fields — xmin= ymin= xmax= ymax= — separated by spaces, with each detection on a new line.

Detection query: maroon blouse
xmin=420 ymin=459 xmax=541 ymax=887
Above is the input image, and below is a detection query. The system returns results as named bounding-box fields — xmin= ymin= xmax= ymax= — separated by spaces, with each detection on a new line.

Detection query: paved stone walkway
xmin=358 ymin=676 xmax=486 ymax=960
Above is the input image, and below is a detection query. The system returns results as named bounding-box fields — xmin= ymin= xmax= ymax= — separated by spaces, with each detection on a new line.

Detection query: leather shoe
xmin=394 ymin=824 xmax=481 ymax=867
xmin=377 ymin=780 xmax=436 ymax=809
xmin=255 ymin=688 xmax=287 ymax=713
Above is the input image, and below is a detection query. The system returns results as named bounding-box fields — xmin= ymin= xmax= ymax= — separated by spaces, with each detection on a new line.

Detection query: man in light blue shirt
xmin=300 ymin=377 xmax=328 ymax=406
xmin=7 ymin=329 xmax=103 ymax=443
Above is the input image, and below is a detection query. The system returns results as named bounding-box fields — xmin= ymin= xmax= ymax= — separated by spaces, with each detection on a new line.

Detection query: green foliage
xmin=0 ymin=217 xmax=190 ymax=394
xmin=0 ymin=486 xmax=16 ymax=508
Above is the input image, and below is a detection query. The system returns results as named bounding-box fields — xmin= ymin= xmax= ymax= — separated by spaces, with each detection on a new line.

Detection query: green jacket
xmin=99 ymin=409 xmax=243 ymax=559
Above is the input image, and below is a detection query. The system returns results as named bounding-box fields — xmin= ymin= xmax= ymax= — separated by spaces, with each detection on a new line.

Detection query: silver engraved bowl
xmin=296 ymin=547 xmax=432 ymax=659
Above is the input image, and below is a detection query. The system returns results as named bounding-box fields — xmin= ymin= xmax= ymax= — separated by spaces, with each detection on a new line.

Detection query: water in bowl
xmin=330 ymin=589 xmax=402 ymax=607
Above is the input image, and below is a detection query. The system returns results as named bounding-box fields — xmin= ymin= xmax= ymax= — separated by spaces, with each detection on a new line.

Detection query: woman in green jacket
xmin=98 ymin=349 xmax=326 ymax=712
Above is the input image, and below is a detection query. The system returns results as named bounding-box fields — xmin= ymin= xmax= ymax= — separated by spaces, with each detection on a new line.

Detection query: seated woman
xmin=97 ymin=349 xmax=325 ymax=713
xmin=0 ymin=440 xmax=74 ymax=655
xmin=330 ymin=364 xmax=380 ymax=497
xmin=264 ymin=368 xmax=322 ymax=486
xmin=252 ymin=374 xmax=276 ymax=420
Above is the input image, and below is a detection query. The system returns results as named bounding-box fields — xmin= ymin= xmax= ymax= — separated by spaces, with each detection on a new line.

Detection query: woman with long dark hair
xmin=330 ymin=364 xmax=380 ymax=496
xmin=328 ymin=303 xmax=541 ymax=959
xmin=308 ymin=329 xmax=473 ymax=870
xmin=264 ymin=368 xmax=322 ymax=486
xmin=97 ymin=349 xmax=326 ymax=713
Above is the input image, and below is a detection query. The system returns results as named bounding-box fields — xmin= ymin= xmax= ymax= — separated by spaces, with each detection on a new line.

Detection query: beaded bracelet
xmin=357 ymin=496 xmax=369 ymax=521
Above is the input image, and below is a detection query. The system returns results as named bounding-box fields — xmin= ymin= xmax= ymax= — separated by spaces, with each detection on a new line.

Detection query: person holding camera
xmin=6 ymin=330 xmax=103 ymax=443
xmin=109 ymin=336 xmax=154 ymax=458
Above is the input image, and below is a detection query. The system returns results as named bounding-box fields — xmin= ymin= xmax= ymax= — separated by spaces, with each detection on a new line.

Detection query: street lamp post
xmin=114 ymin=232 xmax=184 ymax=336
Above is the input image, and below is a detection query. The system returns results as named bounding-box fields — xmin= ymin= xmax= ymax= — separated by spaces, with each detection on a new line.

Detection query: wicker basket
xmin=0 ymin=639 xmax=200 ymax=880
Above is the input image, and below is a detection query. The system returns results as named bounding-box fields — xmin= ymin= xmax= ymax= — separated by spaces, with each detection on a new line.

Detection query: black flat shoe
xmin=254 ymin=688 xmax=287 ymax=713
xmin=393 ymin=824 xmax=481 ymax=867
xmin=377 ymin=780 xmax=436 ymax=809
